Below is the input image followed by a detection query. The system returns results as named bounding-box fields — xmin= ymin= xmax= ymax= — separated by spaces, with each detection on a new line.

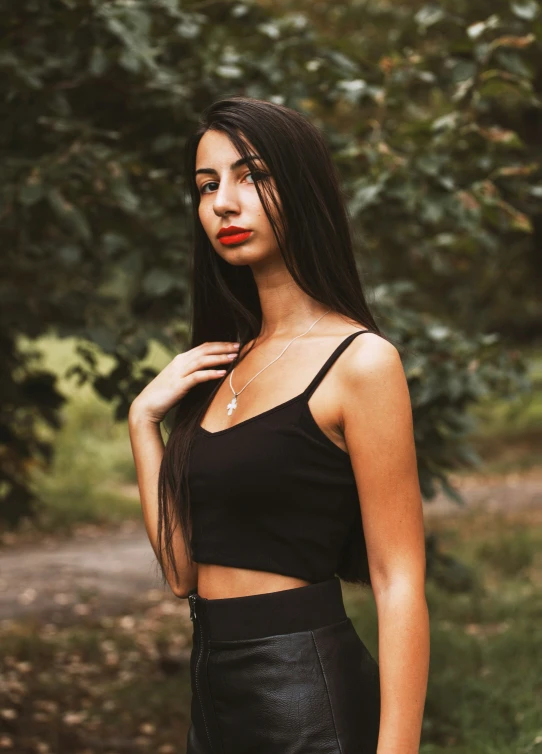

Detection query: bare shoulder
xmin=338 ymin=332 xmax=408 ymax=419
xmin=343 ymin=331 xmax=402 ymax=378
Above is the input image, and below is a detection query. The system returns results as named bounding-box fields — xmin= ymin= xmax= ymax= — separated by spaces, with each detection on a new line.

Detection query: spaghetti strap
xmin=303 ymin=330 xmax=372 ymax=400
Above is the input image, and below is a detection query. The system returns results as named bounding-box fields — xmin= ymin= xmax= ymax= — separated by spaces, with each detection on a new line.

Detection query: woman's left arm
xmin=341 ymin=334 xmax=430 ymax=754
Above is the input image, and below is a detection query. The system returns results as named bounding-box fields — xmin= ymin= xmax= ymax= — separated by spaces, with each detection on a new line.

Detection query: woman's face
xmin=195 ymin=129 xmax=282 ymax=267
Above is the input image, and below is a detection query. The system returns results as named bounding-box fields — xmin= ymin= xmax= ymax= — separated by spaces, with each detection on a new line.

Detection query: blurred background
xmin=1 ymin=0 xmax=541 ymax=752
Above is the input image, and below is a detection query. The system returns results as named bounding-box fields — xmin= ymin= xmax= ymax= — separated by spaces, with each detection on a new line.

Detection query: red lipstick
xmin=217 ymin=226 xmax=252 ymax=245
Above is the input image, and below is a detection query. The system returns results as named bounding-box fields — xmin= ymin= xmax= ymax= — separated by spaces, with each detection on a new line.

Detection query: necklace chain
xmin=226 ymin=309 xmax=332 ymax=416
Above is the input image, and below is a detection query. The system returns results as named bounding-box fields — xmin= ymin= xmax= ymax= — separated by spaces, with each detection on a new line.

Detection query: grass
xmin=28 ymin=387 xmax=140 ymax=532
xmin=1 ymin=507 xmax=541 ymax=753
xmin=466 ymin=346 xmax=542 ymax=476
xmin=3 ymin=334 xmax=174 ymax=542
xmin=415 ymin=507 xmax=542 ymax=754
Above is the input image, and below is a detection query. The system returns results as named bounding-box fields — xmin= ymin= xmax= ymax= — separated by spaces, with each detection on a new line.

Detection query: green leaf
xmin=110 ymin=172 xmax=140 ymax=214
xmin=466 ymin=14 xmax=500 ymax=40
xmin=18 ymin=180 xmax=45 ymax=207
xmin=431 ymin=113 xmax=460 ymax=131
xmin=142 ymin=269 xmax=178 ymax=296
xmin=46 ymin=189 xmax=92 ymax=243
xmin=510 ymin=0 xmax=540 ymax=20
xmin=89 ymin=46 xmax=109 ymax=76
xmin=175 ymin=20 xmax=201 ymax=39
xmin=415 ymin=6 xmax=446 ymax=28
xmin=58 ymin=244 xmax=82 ymax=264
xmin=85 ymin=328 xmax=118 ymax=353
xmin=215 ymin=65 xmax=243 ymax=79
xmin=257 ymin=22 xmax=281 ymax=40
xmin=348 ymin=183 xmax=382 ymax=216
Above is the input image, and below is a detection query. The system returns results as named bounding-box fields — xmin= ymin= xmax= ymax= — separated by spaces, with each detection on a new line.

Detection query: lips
xmin=217 ymin=226 xmax=253 ymax=245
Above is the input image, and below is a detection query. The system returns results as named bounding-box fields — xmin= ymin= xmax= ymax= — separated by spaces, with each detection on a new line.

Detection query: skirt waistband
xmin=188 ymin=576 xmax=347 ymax=641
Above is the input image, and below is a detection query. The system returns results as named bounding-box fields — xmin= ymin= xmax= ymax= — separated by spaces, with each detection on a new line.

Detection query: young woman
xmin=128 ymin=96 xmax=429 ymax=754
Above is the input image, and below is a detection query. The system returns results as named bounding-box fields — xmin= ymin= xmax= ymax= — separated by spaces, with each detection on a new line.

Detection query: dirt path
xmin=423 ymin=467 xmax=542 ymax=517
xmin=1 ymin=470 xmax=541 ymax=623
xmin=0 ymin=520 xmax=164 ymax=623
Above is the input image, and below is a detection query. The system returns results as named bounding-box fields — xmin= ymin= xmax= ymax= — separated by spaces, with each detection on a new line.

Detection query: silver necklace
xmin=226 ymin=309 xmax=332 ymax=416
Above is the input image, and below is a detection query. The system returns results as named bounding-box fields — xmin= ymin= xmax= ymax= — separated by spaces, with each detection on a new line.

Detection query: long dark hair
xmin=157 ymin=95 xmax=390 ymax=591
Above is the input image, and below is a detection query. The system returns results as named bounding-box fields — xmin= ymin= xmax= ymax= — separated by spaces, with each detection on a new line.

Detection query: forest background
xmin=1 ymin=0 xmax=541 ymax=752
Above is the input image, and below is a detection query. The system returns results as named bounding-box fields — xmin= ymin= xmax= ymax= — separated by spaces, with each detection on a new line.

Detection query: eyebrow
xmin=195 ymin=154 xmax=262 ymax=177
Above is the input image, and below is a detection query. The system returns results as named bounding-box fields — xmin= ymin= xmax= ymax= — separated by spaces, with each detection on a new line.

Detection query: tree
xmin=1 ymin=0 xmax=532 ymax=528
xmin=283 ymin=0 xmax=542 ymax=339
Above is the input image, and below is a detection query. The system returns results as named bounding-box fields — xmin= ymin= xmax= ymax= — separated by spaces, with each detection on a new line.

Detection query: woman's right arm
xmin=128 ymin=407 xmax=195 ymax=597
xmin=128 ymin=340 xmax=241 ymax=598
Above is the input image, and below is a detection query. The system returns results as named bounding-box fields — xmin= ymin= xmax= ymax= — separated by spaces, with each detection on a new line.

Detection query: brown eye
xmin=200 ymin=181 xmax=218 ymax=195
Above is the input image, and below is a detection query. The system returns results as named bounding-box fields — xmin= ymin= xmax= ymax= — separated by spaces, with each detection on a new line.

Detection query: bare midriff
xmin=196 ymin=563 xmax=312 ymax=599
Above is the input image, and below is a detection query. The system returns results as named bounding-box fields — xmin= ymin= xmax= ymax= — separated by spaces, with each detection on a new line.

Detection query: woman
xmin=128 ymin=96 xmax=429 ymax=754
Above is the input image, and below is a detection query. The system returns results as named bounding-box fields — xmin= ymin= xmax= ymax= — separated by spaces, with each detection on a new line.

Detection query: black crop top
xmin=188 ymin=330 xmax=371 ymax=583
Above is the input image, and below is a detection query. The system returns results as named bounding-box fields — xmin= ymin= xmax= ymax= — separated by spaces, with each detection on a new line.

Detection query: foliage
xmin=285 ymin=0 xmax=542 ymax=338
xmin=1 ymin=0 xmax=537 ymax=524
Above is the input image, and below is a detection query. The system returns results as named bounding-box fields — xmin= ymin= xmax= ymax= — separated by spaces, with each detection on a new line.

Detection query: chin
xmin=215 ymin=245 xmax=276 ymax=267
xmin=220 ymin=253 xmax=255 ymax=266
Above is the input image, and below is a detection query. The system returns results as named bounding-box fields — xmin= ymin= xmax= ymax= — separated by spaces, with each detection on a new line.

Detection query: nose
xmin=213 ymin=176 xmax=240 ymax=217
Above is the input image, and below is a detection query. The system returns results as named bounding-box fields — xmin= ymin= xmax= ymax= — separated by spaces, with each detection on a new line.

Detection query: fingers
xmin=191 ymin=369 xmax=230 ymax=383
xmin=180 ymin=342 xmax=241 ymax=387
xmin=196 ymin=341 xmax=240 ymax=353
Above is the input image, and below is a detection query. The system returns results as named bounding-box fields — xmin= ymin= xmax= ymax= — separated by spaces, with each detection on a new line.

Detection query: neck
xmin=251 ymin=265 xmax=330 ymax=341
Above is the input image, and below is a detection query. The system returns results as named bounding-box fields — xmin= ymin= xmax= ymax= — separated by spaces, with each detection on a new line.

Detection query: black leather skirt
xmin=186 ymin=576 xmax=380 ymax=754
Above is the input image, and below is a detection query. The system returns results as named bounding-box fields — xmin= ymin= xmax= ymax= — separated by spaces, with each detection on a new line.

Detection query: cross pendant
xmin=227 ymin=395 xmax=238 ymax=416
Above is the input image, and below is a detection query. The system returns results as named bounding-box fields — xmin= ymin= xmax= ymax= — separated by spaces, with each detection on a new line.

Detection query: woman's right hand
xmin=129 ymin=341 xmax=240 ymax=424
